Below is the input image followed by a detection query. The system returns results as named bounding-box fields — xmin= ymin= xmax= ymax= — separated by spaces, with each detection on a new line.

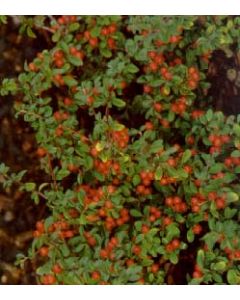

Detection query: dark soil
xmin=0 ymin=17 xmax=48 ymax=285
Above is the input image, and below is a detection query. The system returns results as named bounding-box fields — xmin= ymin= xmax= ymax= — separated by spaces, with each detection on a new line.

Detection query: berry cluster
xmin=165 ymin=196 xmax=188 ymax=213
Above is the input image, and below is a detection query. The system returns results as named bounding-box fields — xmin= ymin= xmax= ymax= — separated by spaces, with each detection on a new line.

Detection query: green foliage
xmin=1 ymin=15 xmax=240 ymax=285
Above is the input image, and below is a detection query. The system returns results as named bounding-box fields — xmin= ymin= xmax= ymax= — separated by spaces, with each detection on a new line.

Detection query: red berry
xmin=91 ymin=271 xmax=101 ymax=281
xmin=215 ymin=198 xmax=225 ymax=209
xmin=52 ymin=264 xmax=62 ymax=274
xmin=143 ymin=85 xmax=152 ymax=94
xmin=151 ymin=264 xmax=159 ymax=273
xmin=192 ymin=224 xmax=202 ymax=235
xmin=39 ymin=246 xmax=49 ymax=257
xmin=64 ymin=97 xmax=73 ymax=106
xmin=148 ymin=51 xmax=157 ymax=59
xmin=42 ymin=274 xmax=56 ymax=285
xmin=132 ymin=245 xmax=141 ymax=255
xmin=193 ymin=271 xmax=203 ymax=279
xmin=171 ymin=239 xmax=180 ymax=249
xmin=145 ymin=121 xmax=154 ymax=130
xmin=36 ymin=147 xmax=47 ymax=157
xmin=154 ymin=102 xmax=163 ymax=112
xmin=100 ymin=249 xmax=108 ymax=259
xmin=163 ymin=216 xmax=172 ymax=226
xmin=141 ymin=225 xmax=150 ymax=234
xmin=89 ymin=37 xmax=98 ymax=47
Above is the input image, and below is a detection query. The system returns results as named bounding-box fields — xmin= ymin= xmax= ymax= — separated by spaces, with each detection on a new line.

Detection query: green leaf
xmin=196 ymin=249 xmax=205 ymax=268
xmin=31 ymin=192 xmax=40 ymax=205
xmin=24 ymin=182 xmax=36 ymax=192
xmin=63 ymin=76 xmax=78 ymax=87
xmin=125 ymin=39 xmax=138 ymax=56
xmin=56 ymin=168 xmax=70 ymax=180
xmin=134 ymin=221 xmax=142 ymax=232
xmin=212 ymin=273 xmax=223 ymax=283
xmin=69 ymin=22 xmax=80 ymax=32
xmin=202 ymin=232 xmax=219 ymax=250
xmin=206 ymin=109 xmax=213 ymax=121
xmin=52 ymin=30 xmax=61 ymax=42
xmin=130 ymin=209 xmax=142 ymax=217
xmin=36 ymin=262 xmax=52 ymax=275
xmin=227 ymin=270 xmax=239 ymax=284
xmin=166 ymin=223 xmax=180 ymax=240
xmin=187 ymin=229 xmax=194 ymax=243
xmin=149 ymin=139 xmax=163 ymax=153
xmin=127 ymin=64 xmax=139 ymax=73
xmin=224 ymin=207 xmax=237 ymax=218
xmin=0 ymin=163 xmax=10 ymax=174
xmin=231 ymin=150 xmax=240 ymax=157
xmin=68 ymin=56 xmax=83 ymax=66
xmin=44 ymin=216 xmax=54 ymax=230
xmin=0 ymin=78 xmax=18 ymax=96
xmin=0 ymin=16 xmax=7 ymax=24
xmin=112 ymin=98 xmax=126 ymax=108
xmin=132 ymin=174 xmax=141 ymax=186
xmin=212 ymin=261 xmax=227 ymax=272
xmin=181 ymin=149 xmax=192 ymax=164
xmin=79 ymin=214 xmax=87 ymax=225
xmin=169 ymin=252 xmax=179 ymax=264
xmin=27 ymin=26 xmax=36 ymax=38
xmin=101 ymin=48 xmax=112 ymax=58
xmin=209 ymin=163 xmax=222 ymax=174
xmin=126 ymin=265 xmax=142 ymax=281
xmin=226 ymin=192 xmax=239 ymax=203
xmin=60 ymin=244 xmax=70 ymax=257
xmin=111 ymin=122 xmax=125 ymax=131
xmin=233 ymin=124 xmax=240 ymax=136
xmin=154 ymin=167 xmax=163 ymax=180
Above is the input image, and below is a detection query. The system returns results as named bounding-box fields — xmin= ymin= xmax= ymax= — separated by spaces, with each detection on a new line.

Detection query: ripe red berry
xmin=39 ymin=246 xmax=49 ymax=257
xmin=132 ymin=245 xmax=141 ymax=255
xmin=171 ymin=239 xmax=180 ymax=249
xmin=208 ymin=192 xmax=217 ymax=201
xmin=91 ymin=271 xmax=101 ymax=281
xmin=149 ymin=62 xmax=158 ymax=72
xmin=148 ymin=51 xmax=157 ymax=59
xmin=151 ymin=264 xmax=159 ymax=273
xmin=126 ymin=259 xmax=135 ymax=267
xmin=29 ymin=62 xmax=37 ymax=72
xmin=153 ymin=102 xmax=163 ymax=112
xmin=89 ymin=37 xmax=99 ymax=47
xmin=163 ymin=216 xmax=172 ymax=226
xmin=64 ymin=97 xmax=73 ymax=106
xmin=36 ymin=147 xmax=47 ymax=157
xmin=100 ymin=249 xmax=108 ymax=259
xmin=109 ymin=23 xmax=117 ymax=34
xmin=166 ymin=243 xmax=174 ymax=252
xmin=42 ymin=274 xmax=56 ymax=285
xmin=192 ymin=224 xmax=202 ymax=235
xmin=36 ymin=221 xmax=44 ymax=232
xmin=141 ymin=225 xmax=150 ymax=234
xmin=184 ymin=165 xmax=192 ymax=174
xmin=52 ymin=264 xmax=62 ymax=274
xmin=167 ymin=157 xmax=177 ymax=167
xmin=215 ymin=198 xmax=226 ymax=209
xmin=188 ymin=80 xmax=197 ymax=90
xmin=149 ymin=215 xmax=156 ymax=222
xmin=143 ymin=85 xmax=152 ymax=94
xmin=145 ymin=121 xmax=154 ymax=130
xmin=193 ymin=271 xmax=203 ymax=279
xmin=107 ymin=37 xmax=116 ymax=49
xmin=101 ymin=27 xmax=109 ymax=36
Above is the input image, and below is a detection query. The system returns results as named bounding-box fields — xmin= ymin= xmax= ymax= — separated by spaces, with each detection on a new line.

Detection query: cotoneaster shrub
xmin=1 ymin=16 xmax=240 ymax=285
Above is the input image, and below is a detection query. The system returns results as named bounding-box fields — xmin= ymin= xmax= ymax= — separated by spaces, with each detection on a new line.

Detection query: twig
xmin=47 ymin=153 xmax=58 ymax=192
